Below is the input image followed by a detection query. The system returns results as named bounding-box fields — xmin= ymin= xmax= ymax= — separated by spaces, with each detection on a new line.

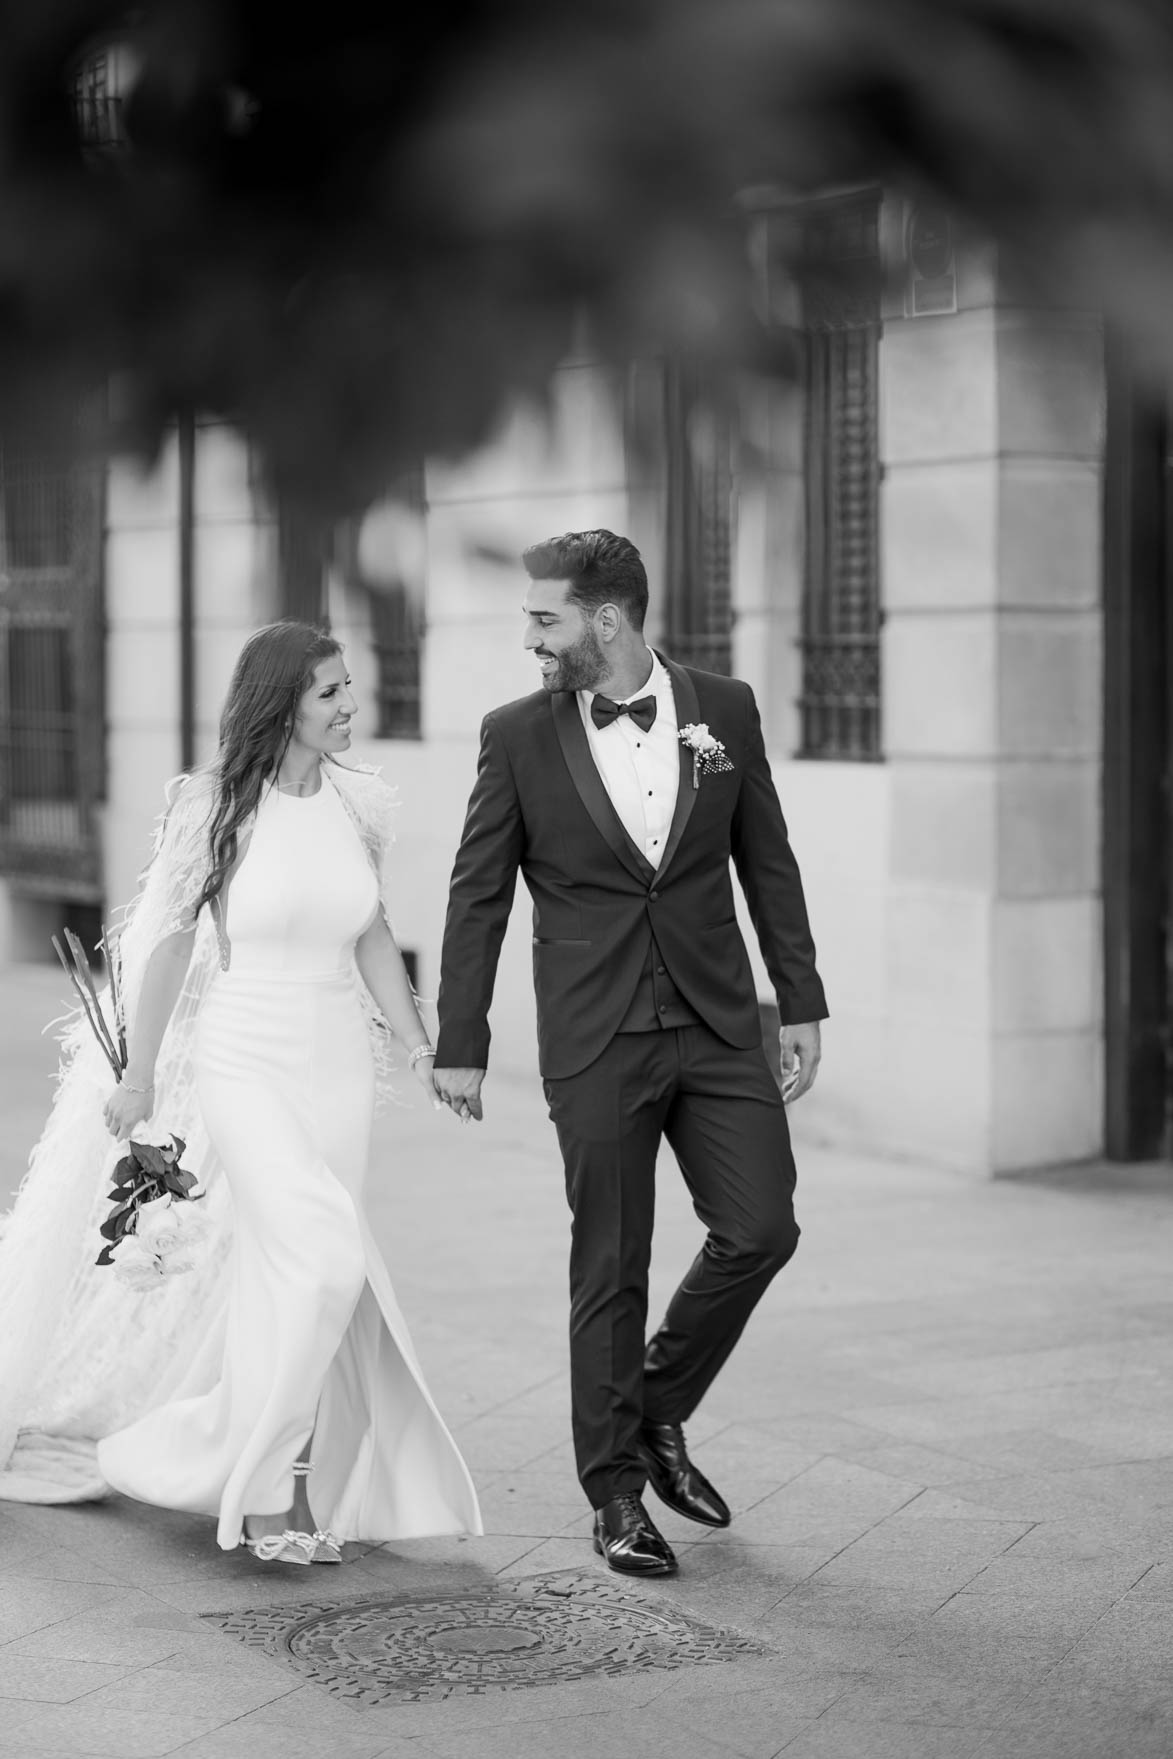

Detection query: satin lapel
xmin=656 ymin=654 xmax=700 ymax=881
xmin=550 ymin=691 xmax=656 ymax=885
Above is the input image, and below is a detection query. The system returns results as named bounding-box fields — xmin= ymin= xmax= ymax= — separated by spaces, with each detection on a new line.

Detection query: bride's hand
xmin=103 ymin=1082 xmax=155 ymax=1140
xmin=412 ymin=1053 xmax=444 ymax=1113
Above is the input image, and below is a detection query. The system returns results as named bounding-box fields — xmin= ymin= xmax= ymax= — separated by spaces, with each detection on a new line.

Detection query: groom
xmin=434 ymin=529 xmax=827 ymax=1577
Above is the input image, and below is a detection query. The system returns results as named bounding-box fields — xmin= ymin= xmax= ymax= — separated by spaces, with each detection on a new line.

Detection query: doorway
xmin=1101 ymin=342 xmax=1173 ymax=1159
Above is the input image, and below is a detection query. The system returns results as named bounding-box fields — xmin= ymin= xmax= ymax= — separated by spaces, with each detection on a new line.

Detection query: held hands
xmin=432 ymin=1066 xmax=486 ymax=1124
xmin=103 ymin=1081 xmax=155 ymax=1139
xmin=779 ymin=1021 xmax=821 ymax=1105
xmin=408 ymin=1044 xmax=485 ymax=1122
xmin=410 ymin=1052 xmax=444 ymax=1112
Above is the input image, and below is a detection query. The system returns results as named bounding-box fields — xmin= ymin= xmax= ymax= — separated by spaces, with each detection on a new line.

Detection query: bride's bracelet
xmin=120 ymin=1077 xmax=155 ymax=1095
xmin=407 ymin=1043 xmax=436 ymax=1070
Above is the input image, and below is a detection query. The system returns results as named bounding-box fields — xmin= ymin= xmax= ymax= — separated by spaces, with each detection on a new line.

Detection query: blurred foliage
xmin=3 ymin=0 xmax=1173 ymax=508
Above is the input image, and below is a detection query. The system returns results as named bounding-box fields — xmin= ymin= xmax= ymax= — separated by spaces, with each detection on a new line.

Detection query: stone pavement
xmin=1 ymin=963 xmax=1171 ymax=1759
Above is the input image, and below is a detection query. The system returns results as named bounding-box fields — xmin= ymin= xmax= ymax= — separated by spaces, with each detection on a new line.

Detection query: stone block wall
xmin=880 ymin=298 xmax=1104 ymax=1172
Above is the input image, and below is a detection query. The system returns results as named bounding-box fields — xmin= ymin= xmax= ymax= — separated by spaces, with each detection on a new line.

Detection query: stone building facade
xmin=0 ymin=193 xmax=1153 ymax=1176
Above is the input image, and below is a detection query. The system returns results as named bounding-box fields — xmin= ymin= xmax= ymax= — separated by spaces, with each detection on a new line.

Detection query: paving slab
xmin=0 ymin=1654 xmax=134 ymax=1703
xmin=67 ymin=1660 xmax=301 ymax=1719
xmin=647 ymin=1661 xmax=855 ymax=1725
xmin=0 ymin=1698 xmax=233 ymax=1757
xmin=826 ymin=1660 xmax=1043 ymax=1728
xmin=783 ymin=1719 xmax=996 ymax=1758
xmin=1 ymin=1587 xmax=205 ymax=1667
xmin=406 ymin=1711 xmax=740 ymax=1759
xmin=1127 ymin=1561 xmax=1173 ymax=1599
xmin=637 ymin=1679 xmax=815 ymax=1758
xmin=731 ymin=1456 xmax=925 ymax=1546
xmin=0 ymin=1576 xmax=125 ymax=1646
xmin=160 ymin=1723 xmax=400 ymax=1759
xmin=983 ymin=1679 xmax=1173 ymax=1759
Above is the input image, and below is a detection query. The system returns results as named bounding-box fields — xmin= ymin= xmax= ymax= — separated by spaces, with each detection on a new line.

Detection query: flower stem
xmin=52 ymin=936 xmax=123 ymax=1080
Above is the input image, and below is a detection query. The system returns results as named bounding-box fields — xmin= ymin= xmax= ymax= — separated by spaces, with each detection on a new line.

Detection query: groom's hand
xmin=779 ymin=1021 xmax=821 ymax=1104
xmin=433 ymin=1066 xmax=487 ymax=1123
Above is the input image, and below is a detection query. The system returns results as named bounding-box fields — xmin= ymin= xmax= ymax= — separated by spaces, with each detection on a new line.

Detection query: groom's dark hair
xmin=522 ymin=529 xmax=649 ymax=631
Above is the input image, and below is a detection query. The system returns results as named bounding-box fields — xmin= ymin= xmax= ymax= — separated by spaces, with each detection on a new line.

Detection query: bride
xmin=0 ymin=620 xmax=481 ymax=1563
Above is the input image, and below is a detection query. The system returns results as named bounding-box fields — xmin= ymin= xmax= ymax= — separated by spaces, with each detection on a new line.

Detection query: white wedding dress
xmin=0 ymin=762 xmax=481 ymax=1550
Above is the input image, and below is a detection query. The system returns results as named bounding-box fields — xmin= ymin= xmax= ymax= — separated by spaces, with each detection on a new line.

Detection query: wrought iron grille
xmin=2 ymin=453 xmax=74 ymax=571
xmin=371 ymin=581 xmax=423 ymax=739
xmin=73 ymin=51 xmax=125 ymax=150
xmin=798 ymin=194 xmax=883 ymax=761
xmin=661 ymin=357 xmax=734 ymax=676
xmin=277 ymin=501 xmax=331 ymax=626
xmin=0 ymin=439 xmax=103 ymax=898
xmin=1 ymin=611 xmax=79 ymax=816
xmin=363 ymin=470 xmax=425 ymax=740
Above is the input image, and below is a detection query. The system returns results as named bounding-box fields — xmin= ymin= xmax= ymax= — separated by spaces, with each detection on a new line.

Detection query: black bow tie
xmin=591 ymin=693 xmax=657 ymax=734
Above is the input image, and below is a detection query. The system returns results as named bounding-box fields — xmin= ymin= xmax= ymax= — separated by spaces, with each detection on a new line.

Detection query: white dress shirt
xmin=578 ymin=651 xmax=679 ymax=870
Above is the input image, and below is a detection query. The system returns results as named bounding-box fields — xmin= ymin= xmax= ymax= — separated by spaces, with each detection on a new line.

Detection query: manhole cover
xmin=201 ymin=1569 xmax=769 ymax=1707
xmin=430 ymin=1625 xmax=541 ymax=1654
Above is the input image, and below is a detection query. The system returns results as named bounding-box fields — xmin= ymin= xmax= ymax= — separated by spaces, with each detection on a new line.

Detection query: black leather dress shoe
xmin=637 ymin=1421 xmax=731 ymax=1528
xmin=592 ymin=1492 xmax=678 ymax=1576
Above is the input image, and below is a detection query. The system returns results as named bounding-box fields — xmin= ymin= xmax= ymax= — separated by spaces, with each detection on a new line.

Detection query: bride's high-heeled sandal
xmin=238 ymin=1455 xmax=324 ymax=1565
xmin=239 ymin=1528 xmax=314 ymax=1565
xmin=293 ymin=1459 xmax=344 ymax=1565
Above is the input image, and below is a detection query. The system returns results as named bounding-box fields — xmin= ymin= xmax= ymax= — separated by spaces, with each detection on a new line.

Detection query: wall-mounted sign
xmin=904 ymin=205 xmax=958 ymax=317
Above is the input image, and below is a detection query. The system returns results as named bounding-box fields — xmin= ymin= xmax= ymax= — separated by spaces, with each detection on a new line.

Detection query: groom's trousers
xmin=543 ymin=1023 xmax=799 ymax=1510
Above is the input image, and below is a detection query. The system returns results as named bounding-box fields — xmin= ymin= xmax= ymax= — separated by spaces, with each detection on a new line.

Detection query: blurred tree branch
xmin=3 ymin=0 xmax=1173 ymax=508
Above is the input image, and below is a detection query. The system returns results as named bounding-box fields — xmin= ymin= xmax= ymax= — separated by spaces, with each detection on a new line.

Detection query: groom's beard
xmin=536 ymin=626 xmax=608 ymax=694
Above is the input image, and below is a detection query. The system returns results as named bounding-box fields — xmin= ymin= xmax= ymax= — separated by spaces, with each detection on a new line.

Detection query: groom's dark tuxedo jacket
xmin=436 ymin=655 xmax=828 ymax=1081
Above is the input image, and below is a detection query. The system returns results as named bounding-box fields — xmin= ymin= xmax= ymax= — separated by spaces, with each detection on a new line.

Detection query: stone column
xmin=883 ymin=275 xmax=1103 ymax=1172
xmin=732 ymin=377 xmax=805 ymax=755
xmin=191 ymin=421 xmax=279 ymax=751
xmin=103 ymin=437 xmax=184 ymax=921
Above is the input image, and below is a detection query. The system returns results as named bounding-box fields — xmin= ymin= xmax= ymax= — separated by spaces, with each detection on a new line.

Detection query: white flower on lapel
xmin=679 ymin=723 xmax=735 ymax=790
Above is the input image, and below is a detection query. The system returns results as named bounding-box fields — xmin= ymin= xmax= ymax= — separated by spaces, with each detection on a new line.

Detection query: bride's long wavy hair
xmin=195 ymin=620 xmax=343 ymax=915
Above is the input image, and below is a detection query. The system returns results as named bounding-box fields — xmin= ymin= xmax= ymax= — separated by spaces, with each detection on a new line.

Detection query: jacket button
xmin=656 ymin=965 xmax=666 ymax=975
xmin=658 ymin=1003 xmax=668 ymax=1013
xmin=649 ymin=889 xmax=659 ymax=901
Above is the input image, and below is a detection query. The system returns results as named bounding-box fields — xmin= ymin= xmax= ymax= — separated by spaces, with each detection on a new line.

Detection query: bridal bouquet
xmin=53 ymin=927 xmax=207 ymax=1290
xmin=96 ymin=1136 xmax=210 ymax=1290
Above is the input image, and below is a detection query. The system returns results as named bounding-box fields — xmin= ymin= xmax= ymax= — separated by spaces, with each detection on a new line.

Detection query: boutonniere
xmin=679 ymin=722 xmax=735 ymax=790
